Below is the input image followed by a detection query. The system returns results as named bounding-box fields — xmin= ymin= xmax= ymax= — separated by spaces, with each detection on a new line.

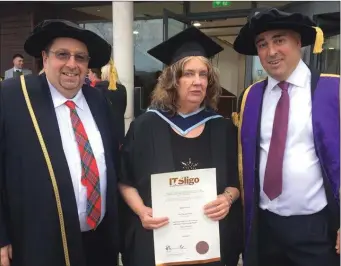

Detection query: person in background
xmin=88 ymin=68 xmax=102 ymax=87
xmin=4 ymin=54 xmax=32 ymax=80
xmin=119 ymin=26 xmax=243 ymax=266
xmin=233 ymin=8 xmax=340 ymax=266
xmin=95 ymin=60 xmax=127 ymax=145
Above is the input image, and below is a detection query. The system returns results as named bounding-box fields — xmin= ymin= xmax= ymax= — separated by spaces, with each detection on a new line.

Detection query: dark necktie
xmin=263 ymin=81 xmax=290 ymax=200
xmin=65 ymin=100 xmax=101 ymax=229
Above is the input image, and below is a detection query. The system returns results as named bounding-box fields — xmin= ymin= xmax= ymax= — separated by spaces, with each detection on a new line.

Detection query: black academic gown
xmin=237 ymin=67 xmax=340 ymax=266
xmin=119 ymin=112 xmax=243 ymax=266
xmin=95 ymin=80 xmax=127 ymax=145
xmin=0 ymin=74 xmax=120 ymax=266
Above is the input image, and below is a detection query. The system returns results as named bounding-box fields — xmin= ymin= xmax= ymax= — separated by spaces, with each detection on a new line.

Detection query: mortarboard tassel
xmin=108 ymin=58 xmax=117 ymax=91
xmin=231 ymin=112 xmax=240 ymax=127
xmin=313 ymin=26 xmax=324 ymax=54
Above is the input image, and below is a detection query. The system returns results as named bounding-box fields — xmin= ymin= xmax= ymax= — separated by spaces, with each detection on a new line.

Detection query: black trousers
xmin=258 ymin=207 xmax=339 ymax=266
xmin=82 ymin=215 xmax=118 ymax=266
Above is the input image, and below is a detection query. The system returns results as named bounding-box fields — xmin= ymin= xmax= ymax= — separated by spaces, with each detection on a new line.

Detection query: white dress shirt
xmin=48 ymin=80 xmax=107 ymax=231
xmin=259 ymin=59 xmax=327 ymax=216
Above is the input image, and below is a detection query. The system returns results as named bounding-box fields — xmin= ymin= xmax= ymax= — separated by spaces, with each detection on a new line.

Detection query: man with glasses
xmin=0 ymin=20 xmax=120 ymax=266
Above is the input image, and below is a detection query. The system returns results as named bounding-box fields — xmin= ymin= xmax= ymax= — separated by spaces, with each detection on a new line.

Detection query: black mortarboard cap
xmin=148 ymin=26 xmax=224 ymax=65
xmin=233 ymin=8 xmax=324 ymax=55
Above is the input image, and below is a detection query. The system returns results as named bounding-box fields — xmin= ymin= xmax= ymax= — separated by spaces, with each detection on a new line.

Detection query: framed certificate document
xmin=151 ymin=168 xmax=221 ymax=265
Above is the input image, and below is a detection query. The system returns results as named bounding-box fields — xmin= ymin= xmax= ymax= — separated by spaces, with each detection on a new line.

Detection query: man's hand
xmin=204 ymin=194 xmax=232 ymax=221
xmin=336 ymin=229 xmax=340 ymax=254
xmin=138 ymin=206 xmax=169 ymax=230
xmin=0 ymin=245 xmax=12 ymax=266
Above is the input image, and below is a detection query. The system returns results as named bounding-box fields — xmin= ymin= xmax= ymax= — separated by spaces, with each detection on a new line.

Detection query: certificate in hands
xmin=151 ymin=168 xmax=220 ymax=265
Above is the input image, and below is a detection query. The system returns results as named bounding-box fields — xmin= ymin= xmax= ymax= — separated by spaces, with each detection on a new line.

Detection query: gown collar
xmin=147 ymin=106 xmax=222 ymax=136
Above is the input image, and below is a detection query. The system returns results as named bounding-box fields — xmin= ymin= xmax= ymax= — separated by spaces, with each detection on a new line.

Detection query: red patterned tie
xmin=65 ymin=100 xmax=101 ymax=229
xmin=263 ymin=81 xmax=290 ymax=200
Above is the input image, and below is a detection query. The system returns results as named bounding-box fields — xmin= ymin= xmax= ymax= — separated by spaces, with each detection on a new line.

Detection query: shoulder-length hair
xmin=150 ymin=56 xmax=222 ymax=114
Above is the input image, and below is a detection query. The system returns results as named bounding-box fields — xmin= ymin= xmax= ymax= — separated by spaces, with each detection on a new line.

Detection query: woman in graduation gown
xmin=119 ymin=27 xmax=243 ymax=266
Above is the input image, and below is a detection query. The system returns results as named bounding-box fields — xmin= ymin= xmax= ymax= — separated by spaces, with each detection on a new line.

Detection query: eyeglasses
xmin=49 ymin=50 xmax=91 ymax=64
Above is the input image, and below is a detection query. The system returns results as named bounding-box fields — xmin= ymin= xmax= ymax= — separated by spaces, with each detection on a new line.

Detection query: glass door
xmin=163 ymin=9 xmax=192 ymax=42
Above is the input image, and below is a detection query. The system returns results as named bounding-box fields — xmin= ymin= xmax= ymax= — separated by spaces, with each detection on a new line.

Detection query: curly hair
xmin=151 ymin=56 xmax=222 ymax=114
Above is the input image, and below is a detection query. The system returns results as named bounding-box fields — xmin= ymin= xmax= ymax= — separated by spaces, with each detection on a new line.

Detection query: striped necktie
xmin=65 ymin=100 xmax=101 ymax=228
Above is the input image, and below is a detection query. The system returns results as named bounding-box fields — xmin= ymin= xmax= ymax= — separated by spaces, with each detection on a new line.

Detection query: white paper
xmin=151 ymin=168 xmax=221 ymax=265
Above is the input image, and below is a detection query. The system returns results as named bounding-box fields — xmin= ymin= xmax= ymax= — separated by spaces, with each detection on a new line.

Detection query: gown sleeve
xmin=226 ymin=119 xmax=240 ymax=189
xmin=0 ymin=82 xmax=9 ymax=248
xmin=100 ymin=88 xmax=121 ymax=180
xmin=119 ymin=121 xmax=136 ymax=187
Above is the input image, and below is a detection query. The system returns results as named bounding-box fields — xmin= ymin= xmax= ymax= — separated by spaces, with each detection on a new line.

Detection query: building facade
xmin=0 ymin=1 xmax=339 ymax=126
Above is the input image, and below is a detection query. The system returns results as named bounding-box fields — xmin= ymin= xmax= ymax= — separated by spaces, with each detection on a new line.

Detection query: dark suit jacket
xmin=0 ymin=74 xmax=120 ymax=266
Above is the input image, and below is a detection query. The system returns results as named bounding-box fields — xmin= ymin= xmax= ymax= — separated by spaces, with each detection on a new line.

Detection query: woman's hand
xmin=138 ymin=206 xmax=169 ymax=230
xmin=204 ymin=194 xmax=232 ymax=221
xmin=0 ymin=244 xmax=12 ymax=266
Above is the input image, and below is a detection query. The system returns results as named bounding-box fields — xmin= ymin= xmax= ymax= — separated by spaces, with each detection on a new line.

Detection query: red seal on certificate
xmin=196 ymin=241 xmax=209 ymax=254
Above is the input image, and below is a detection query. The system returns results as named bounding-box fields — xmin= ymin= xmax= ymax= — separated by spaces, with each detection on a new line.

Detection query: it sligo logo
xmin=169 ymin=176 xmax=200 ymax=186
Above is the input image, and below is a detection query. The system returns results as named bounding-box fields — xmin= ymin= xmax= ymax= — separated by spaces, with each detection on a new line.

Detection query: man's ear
xmin=42 ymin=51 xmax=48 ymax=64
xmin=295 ymin=32 xmax=302 ymax=47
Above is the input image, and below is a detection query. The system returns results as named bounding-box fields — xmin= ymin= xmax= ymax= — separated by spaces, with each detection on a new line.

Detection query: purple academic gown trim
xmin=240 ymin=75 xmax=340 ymax=255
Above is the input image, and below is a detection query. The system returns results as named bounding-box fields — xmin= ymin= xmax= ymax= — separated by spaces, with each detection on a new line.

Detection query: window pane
xmin=134 ymin=19 xmax=163 ymax=73
xmin=135 ymin=2 xmax=183 ymax=17
xmin=252 ymin=56 xmax=267 ymax=83
xmin=320 ymin=34 xmax=340 ymax=74
xmin=84 ymin=22 xmax=113 ymax=46
xmin=134 ymin=19 xmax=164 ymax=113
xmin=168 ymin=18 xmax=186 ymax=39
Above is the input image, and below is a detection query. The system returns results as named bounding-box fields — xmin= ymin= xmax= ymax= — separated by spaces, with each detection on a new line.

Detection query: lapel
xmin=82 ymin=86 xmax=111 ymax=156
xmin=309 ymin=66 xmax=321 ymax=99
xmin=308 ymin=67 xmax=340 ymax=229
xmin=26 ymin=74 xmax=79 ymax=210
xmin=240 ymin=79 xmax=267 ymax=253
xmin=82 ymin=86 xmax=117 ymax=205
xmin=256 ymin=79 xmax=268 ymax=181
xmin=24 ymin=74 xmax=85 ymax=262
xmin=250 ymin=79 xmax=267 ymax=255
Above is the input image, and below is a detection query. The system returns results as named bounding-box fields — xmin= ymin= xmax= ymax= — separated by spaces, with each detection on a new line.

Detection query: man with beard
xmin=0 ymin=19 xmax=120 ymax=266
xmin=233 ymin=8 xmax=340 ymax=266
